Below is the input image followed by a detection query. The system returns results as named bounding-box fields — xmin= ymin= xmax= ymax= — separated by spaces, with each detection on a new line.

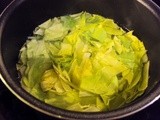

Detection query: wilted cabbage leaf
xmin=17 ymin=12 xmax=149 ymax=112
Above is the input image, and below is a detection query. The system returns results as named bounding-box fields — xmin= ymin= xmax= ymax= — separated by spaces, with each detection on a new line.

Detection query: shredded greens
xmin=17 ymin=12 xmax=149 ymax=112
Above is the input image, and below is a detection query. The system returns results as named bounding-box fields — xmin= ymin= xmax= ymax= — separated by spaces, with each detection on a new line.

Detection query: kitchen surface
xmin=0 ymin=0 xmax=160 ymax=120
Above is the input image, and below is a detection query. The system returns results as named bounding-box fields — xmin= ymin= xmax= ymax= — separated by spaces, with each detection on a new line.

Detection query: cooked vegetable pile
xmin=17 ymin=12 xmax=149 ymax=112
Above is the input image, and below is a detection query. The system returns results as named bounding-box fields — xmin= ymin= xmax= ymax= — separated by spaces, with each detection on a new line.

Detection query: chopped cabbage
xmin=17 ymin=12 xmax=149 ymax=112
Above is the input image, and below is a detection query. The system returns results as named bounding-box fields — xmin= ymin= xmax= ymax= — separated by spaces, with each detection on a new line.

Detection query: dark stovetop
xmin=0 ymin=0 xmax=160 ymax=120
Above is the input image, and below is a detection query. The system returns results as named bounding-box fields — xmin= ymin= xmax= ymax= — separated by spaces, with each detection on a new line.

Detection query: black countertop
xmin=0 ymin=0 xmax=160 ymax=120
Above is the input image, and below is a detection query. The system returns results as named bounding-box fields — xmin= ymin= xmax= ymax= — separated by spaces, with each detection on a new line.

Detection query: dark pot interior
xmin=0 ymin=0 xmax=160 ymax=119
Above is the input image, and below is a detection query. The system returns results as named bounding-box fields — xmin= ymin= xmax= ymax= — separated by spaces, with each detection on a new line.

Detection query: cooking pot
xmin=0 ymin=0 xmax=160 ymax=119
